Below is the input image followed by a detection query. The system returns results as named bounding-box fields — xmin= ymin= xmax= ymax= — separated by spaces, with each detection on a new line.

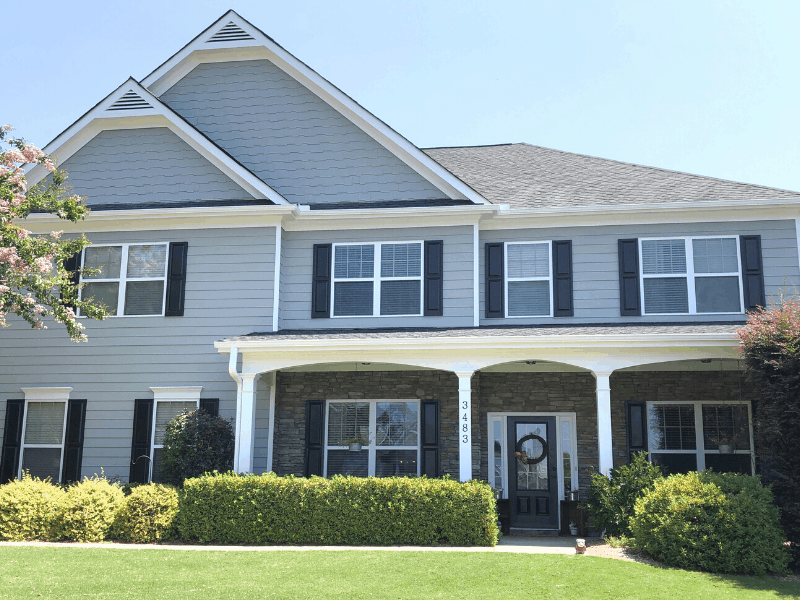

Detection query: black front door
xmin=507 ymin=417 xmax=559 ymax=529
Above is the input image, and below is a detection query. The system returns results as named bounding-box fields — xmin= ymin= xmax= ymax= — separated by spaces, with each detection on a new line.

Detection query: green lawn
xmin=0 ymin=546 xmax=796 ymax=599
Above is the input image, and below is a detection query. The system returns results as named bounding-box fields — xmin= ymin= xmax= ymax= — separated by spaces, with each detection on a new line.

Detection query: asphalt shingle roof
xmin=423 ymin=143 xmax=800 ymax=210
xmin=222 ymin=322 xmax=742 ymax=343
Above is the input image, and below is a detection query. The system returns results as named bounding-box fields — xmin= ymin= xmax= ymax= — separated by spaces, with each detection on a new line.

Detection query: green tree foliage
xmin=160 ymin=409 xmax=234 ymax=486
xmin=631 ymin=471 xmax=790 ymax=575
xmin=587 ymin=451 xmax=663 ymax=537
xmin=0 ymin=126 xmax=106 ymax=341
xmin=737 ymin=299 xmax=800 ymax=567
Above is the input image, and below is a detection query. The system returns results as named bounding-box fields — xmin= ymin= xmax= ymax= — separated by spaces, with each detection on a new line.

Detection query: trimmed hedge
xmin=631 ymin=471 xmax=790 ymax=575
xmin=112 ymin=484 xmax=179 ymax=543
xmin=56 ymin=477 xmax=125 ymax=542
xmin=177 ymin=473 xmax=499 ymax=546
xmin=0 ymin=475 xmax=66 ymax=541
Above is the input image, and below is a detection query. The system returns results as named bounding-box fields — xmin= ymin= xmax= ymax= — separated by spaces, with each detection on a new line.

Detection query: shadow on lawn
xmin=703 ymin=572 xmax=800 ymax=598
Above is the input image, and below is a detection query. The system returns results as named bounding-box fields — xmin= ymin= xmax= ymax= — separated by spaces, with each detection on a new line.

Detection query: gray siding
xmin=480 ymin=219 xmax=800 ymax=325
xmin=59 ymin=128 xmax=254 ymax=206
xmin=159 ymin=60 xmax=445 ymax=206
xmin=0 ymin=227 xmax=275 ymax=480
xmin=279 ymin=226 xmax=474 ymax=329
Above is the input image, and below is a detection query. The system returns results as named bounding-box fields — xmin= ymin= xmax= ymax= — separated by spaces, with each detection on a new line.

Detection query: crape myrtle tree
xmin=737 ymin=299 xmax=800 ymax=566
xmin=0 ymin=125 xmax=106 ymax=341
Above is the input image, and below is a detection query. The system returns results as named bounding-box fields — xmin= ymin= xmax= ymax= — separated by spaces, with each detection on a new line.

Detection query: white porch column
xmin=266 ymin=372 xmax=277 ymax=473
xmin=235 ymin=373 xmax=257 ymax=474
xmin=593 ymin=371 xmax=614 ymax=476
xmin=455 ymin=371 xmax=474 ymax=482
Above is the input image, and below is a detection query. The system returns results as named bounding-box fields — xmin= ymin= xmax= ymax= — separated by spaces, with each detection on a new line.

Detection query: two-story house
xmin=2 ymin=11 xmax=799 ymax=533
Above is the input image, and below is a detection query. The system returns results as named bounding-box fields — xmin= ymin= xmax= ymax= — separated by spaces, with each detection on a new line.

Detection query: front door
xmin=507 ymin=417 xmax=559 ymax=529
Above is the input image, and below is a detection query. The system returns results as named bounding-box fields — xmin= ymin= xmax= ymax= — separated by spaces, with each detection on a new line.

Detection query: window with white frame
xmin=331 ymin=242 xmax=423 ymax=317
xmin=20 ymin=400 xmax=68 ymax=481
xmin=505 ymin=242 xmax=552 ymax=317
xmin=640 ymin=237 xmax=743 ymax=315
xmin=150 ymin=399 xmax=198 ymax=482
xmin=324 ymin=400 xmax=419 ymax=477
xmin=79 ymin=243 xmax=169 ymax=316
xmin=647 ymin=401 xmax=754 ymax=475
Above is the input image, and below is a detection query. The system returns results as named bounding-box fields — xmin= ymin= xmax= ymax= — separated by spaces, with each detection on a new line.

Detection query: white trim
xmin=646 ymin=400 xmax=755 ymax=475
xmin=21 ymin=387 xmax=73 ymax=402
xmin=330 ymin=241 xmax=424 ymax=318
xmin=322 ymin=399 xmax=421 ymax=477
xmin=504 ymin=241 xmax=553 ymax=318
xmin=473 ymin=223 xmax=480 ymax=327
xmin=149 ymin=386 xmax=203 ymax=402
xmin=639 ymin=236 xmax=744 ymax=317
xmin=266 ymin=372 xmax=277 ymax=473
xmin=796 ymin=218 xmax=800 ymax=278
xmin=28 ymin=79 xmax=289 ymax=205
xmin=272 ymin=226 xmax=282 ymax=332
xmin=140 ymin=11 xmax=489 ymax=205
xmin=78 ymin=242 xmax=169 ymax=317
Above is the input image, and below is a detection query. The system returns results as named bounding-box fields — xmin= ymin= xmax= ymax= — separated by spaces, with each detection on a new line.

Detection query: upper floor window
xmin=331 ymin=242 xmax=423 ymax=317
xmin=640 ymin=237 xmax=743 ymax=315
xmin=79 ymin=243 xmax=169 ymax=316
xmin=505 ymin=242 xmax=552 ymax=317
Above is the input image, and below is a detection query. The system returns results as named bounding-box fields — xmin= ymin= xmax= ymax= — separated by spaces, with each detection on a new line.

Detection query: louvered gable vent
xmin=108 ymin=91 xmax=152 ymax=111
xmin=207 ymin=21 xmax=254 ymax=43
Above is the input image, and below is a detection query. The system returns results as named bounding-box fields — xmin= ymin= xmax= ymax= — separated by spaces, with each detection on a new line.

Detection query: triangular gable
xmin=28 ymin=78 xmax=289 ymax=205
xmin=141 ymin=10 xmax=489 ymax=206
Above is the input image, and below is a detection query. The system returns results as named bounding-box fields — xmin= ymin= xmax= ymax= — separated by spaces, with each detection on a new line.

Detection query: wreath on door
xmin=515 ymin=433 xmax=548 ymax=465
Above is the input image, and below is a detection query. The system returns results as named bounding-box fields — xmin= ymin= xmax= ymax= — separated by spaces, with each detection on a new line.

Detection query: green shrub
xmin=0 ymin=474 xmax=66 ymax=541
xmin=177 ymin=473 xmax=498 ymax=546
xmin=161 ymin=410 xmax=234 ymax=486
xmin=588 ymin=451 xmax=663 ymax=537
xmin=112 ymin=484 xmax=179 ymax=543
xmin=630 ymin=471 xmax=790 ymax=575
xmin=56 ymin=477 xmax=125 ymax=542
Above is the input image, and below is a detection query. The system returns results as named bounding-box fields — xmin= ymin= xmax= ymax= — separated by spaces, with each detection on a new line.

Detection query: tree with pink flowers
xmin=0 ymin=125 xmax=106 ymax=341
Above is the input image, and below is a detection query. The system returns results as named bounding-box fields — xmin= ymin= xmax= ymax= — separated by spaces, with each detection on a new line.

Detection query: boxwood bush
xmin=112 ymin=484 xmax=178 ymax=543
xmin=630 ymin=471 xmax=790 ymax=575
xmin=0 ymin=474 xmax=66 ymax=541
xmin=161 ymin=410 xmax=234 ymax=486
xmin=177 ymin=473 xmax=499 ymax=546
xmin=56 ymin=477 xmax=125 ymax=542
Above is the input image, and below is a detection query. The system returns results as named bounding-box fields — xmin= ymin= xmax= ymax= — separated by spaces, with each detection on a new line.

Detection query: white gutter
xmin=228 ymin=346 xmax=243 ymax=472
xmin=272 ymin=224 xmax=282 ymax=332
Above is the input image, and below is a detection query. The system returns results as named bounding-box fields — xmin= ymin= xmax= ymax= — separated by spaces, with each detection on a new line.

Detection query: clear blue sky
xmin=6 ymin=0 xmax=800 ymax=192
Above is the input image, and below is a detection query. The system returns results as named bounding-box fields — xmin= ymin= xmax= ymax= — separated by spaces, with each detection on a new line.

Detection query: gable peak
xmin=107 ymin=89 xmax=153 ymax=112
xmin=205 ymin=20 xmax=255 ymax=44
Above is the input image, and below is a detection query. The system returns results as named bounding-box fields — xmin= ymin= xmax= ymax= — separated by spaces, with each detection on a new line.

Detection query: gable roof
xmin=423 ymin=143 xmax=800 ymax=209
xmin=140 ymin=10 xmax=489 ymax=206
xmin=28 ymin=78 xmax=290 ymax=205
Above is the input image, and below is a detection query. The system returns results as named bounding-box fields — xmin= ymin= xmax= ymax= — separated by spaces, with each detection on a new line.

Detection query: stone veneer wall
xmin=610 ymin=370 xmax=757 ymax=469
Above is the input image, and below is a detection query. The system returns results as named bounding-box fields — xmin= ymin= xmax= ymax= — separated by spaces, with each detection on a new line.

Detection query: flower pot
xmin=348 ymin=442 xmax=362 ymax=452
xmin=718 ymin=444 xmax=733 ymax=454
xmin=569 ymin=525 xmax=578 ymax=536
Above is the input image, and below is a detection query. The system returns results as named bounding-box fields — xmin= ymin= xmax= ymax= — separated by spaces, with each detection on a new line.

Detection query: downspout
xmin=228 ymin=346 xmax=243 ymax=472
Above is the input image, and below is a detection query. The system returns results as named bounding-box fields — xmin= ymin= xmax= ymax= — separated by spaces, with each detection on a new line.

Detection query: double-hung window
xmin=331 ymin=242 xmax=423 ymax=317
xmin=640 ymin=237 xmax=743 ymax=315
xmin=505 ymin=241 xmax=552 ymax=317
xmin=79 ymin=243 xmax=169 ymax=316
xmin=150 ymin=398 xmax=198 ymax=482
xmin=20 ymin=399 xmax=68 ymax=481
xmin=324 ymin=400 xmax=419 ymax=477
xmin=647 ymin=401 xmax=754 ymax=475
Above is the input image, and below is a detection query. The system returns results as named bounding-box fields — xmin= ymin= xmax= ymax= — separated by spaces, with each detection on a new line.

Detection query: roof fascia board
xmin=141 ymin=14 xmax=490 ymax=205
xmin=27 ymin=79 xmax=290 ymax=205
xmin=282 ymin=204 xmax=494 ymax=231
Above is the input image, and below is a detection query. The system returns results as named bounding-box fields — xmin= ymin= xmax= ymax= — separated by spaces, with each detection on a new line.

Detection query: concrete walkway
xmin=0 ymin=536 xmax=588 ymax=554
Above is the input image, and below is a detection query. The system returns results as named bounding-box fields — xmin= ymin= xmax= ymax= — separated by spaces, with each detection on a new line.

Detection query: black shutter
xmin=165 ymin=242 xmax=188 ymax=316
xmin=424 ymin=240 xmax=444 ymax=316
xmin=552 ymin=240 xmax=574 ymax=317
xmin=61 ymin=252 xmax=82 ymax=310
xmin=311 ymin=244 xmax=332 ymax=319
xmin=485 ymin=243 xmax=504 ymax=318
xmin=129 ymin=399 xmax=154 ymax=484
xmin=199 ymin=399 xmax=219 ymax=417
xmin=304 ymin=400 xmax=325 ymax=476
xmin=626 ymin=401 xmax=648 ymax=462
xmin=419 ymin=399 xmax=440 ymax=477
xmin=618 ymin=239 xmax=641 ymax=316
xmin=0 ymin=400 xmax=25 ymax=484
xmin=61 ymin=399 xmax=86 ymax=484
xmin=740 ymin=235 xmax=765 ymax=311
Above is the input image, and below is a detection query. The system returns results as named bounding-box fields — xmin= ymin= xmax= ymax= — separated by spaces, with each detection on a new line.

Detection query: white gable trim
xmin=141 ymin=11 xmax=490 ymax=205
xmin=28 ymin=78 xmax=290 ymax=205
